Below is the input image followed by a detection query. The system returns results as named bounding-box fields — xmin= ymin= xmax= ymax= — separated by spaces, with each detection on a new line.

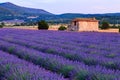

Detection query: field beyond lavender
xmin=0 ymin=28 xmax=120 ymax=80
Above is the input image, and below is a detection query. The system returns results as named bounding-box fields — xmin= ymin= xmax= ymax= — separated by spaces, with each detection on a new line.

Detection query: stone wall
xmin=98 ymin=29 xmax=119 ymax=33
xmin=78 ymin=21 xmax=98 ymax=31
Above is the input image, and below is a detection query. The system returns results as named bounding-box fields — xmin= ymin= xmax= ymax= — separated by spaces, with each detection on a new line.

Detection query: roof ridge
xmin=72 ymin=18 xmax=98 ymax=22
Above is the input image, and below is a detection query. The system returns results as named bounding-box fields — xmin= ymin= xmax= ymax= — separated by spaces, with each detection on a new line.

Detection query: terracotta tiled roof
xmin=72 ymin=18 xmax=99 ymax=22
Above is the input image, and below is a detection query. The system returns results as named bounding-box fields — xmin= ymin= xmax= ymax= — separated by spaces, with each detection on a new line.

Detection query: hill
xmin=0 ymin=2 xmax=120 ymax=24
xmin=0 ymin=2 xmax=53 ymax=16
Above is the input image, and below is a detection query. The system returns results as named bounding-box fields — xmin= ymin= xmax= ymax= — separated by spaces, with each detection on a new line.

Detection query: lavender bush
xmin=0 ymin=28 xmax=120 ymax=80
xmin=0 ymin=51 xmax=65 ymax=80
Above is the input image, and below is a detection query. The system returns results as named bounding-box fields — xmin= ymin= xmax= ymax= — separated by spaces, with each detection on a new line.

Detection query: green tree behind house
xmin=101 ymin=21 xmax=110 ymax=29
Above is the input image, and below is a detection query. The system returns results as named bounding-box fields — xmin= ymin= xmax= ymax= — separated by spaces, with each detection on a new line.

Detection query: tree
xmin=118 ymin=26 xmax=120 ymax=33
xmin=58 ymin=25 xmax=67 ymax=31
xmin=38 ymin=20 xmax=49 ymax=30
xmin=1 ymin=22 xmax=5 ymax=26
xmin=0 ymin=25 xmax=3 ymax=28
xmin=101 ymin=21 xmax=110 ymax=29
xmin=0 ymin=22 xmax=5 ymax=28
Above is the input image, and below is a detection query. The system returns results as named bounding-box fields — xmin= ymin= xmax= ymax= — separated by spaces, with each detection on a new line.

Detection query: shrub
xmin=0 ymin=22 xmax=4 ymax=28
xmin=38 ymin=20 xmax=49 ymax=30
xmin=0 ymin=25 xmax=3 ymax=28
xmin=58 ymin=26 xmax=67 ymax=31
xmin=118 ymin=26 xmax=120 ymax=33
xmin=101 ymin=21 xmax=110 ymax=29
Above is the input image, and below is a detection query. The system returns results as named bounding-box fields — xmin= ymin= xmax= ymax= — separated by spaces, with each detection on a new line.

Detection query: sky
xmin=0 ymin=0 xmax=120 ymax=14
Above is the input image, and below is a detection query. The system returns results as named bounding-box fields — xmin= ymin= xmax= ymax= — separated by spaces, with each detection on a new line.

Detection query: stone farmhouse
xmin=68 ymin=18 xmax=99 ymax=31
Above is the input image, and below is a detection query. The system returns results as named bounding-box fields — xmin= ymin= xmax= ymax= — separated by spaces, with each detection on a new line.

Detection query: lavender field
xmin=0 ymin=28 xmax=120 ymax=80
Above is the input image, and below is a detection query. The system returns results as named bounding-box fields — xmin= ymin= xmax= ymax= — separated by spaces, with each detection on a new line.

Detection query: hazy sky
xmin=0 ymin=0 xmax=120 ymax=14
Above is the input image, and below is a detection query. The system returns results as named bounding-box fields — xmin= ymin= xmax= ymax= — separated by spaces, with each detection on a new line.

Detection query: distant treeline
xmin=1 ymin=13 xmax=120 ymax=26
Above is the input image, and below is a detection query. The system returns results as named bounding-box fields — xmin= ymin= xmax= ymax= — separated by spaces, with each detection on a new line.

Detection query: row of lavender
xmin=2 ymin=28 xmax=120 ymax=58
xmin=0 ymin=34 xmax=120 ymax=71
xmin=0 ymin=38 xmax=120 ymax=80
xmin=0 ymin=29 xmax=120 ymax=71
xmin=0 ymin=51 xmax=65 ymax=80
xmin=0 ymin=29 xmax=120 ymax=79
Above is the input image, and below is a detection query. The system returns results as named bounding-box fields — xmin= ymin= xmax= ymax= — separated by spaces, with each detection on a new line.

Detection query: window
xmin=74 ymin=21 xmax=77 ymax=26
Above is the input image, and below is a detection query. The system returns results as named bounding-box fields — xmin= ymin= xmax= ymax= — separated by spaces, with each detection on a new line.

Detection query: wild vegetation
xmin=58 ymin=25 xmax=67 ymax=30
xmin=0 ymin=22 xmax=4 ymax=28
xmin=0 ymin=28 xmax=120 ymax=80
xmin=38 ymin=20 xmax=49 ymax=30
xmin=100 ymin=21 xmax=110 ymax=29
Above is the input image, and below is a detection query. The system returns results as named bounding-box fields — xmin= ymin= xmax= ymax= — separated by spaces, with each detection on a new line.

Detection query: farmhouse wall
xmin=78 ymin=21 xmax=98 ymax=31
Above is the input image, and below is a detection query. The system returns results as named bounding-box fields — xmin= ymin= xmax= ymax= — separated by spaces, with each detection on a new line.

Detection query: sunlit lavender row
xmin=0 ymin=39 xmax=120 ymax=80
xmin=0 ymin=29 xmax=120 ymax=70
xmin=0 ymin=51 xmax=66 ymax=80
xmin=0 ymin=33 xmax=120 ymax=71
xmin=0 ymin=28 xmax=120 ymax=80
